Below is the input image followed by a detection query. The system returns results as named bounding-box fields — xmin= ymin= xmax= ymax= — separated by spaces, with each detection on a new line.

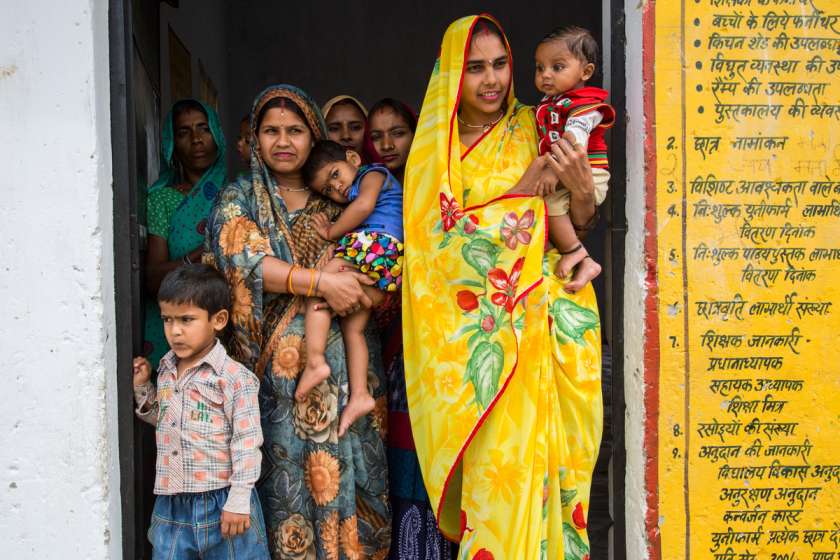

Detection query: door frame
xmin=110 ymin=0 xmax=147 ymax=557
xmin=606 ymin=1 xmax=628 ymax=558
xmin=109 ymin=1 xmax=629 ymax=556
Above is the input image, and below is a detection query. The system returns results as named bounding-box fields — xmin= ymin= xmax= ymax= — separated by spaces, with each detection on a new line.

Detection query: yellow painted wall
xmin=654 ymin=1 xmax=840 ymax=558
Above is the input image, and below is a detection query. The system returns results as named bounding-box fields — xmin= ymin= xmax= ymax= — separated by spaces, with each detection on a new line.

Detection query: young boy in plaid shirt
xmin=133 ymin=264 xmax=270 ymax=559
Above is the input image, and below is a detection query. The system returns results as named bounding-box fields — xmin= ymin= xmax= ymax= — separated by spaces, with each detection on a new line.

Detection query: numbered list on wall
xmin=655 ymin=1 xmax=840 ymax=559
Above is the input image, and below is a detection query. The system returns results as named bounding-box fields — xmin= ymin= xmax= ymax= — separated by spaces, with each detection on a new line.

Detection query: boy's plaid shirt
xmin=134 ymin=340 xmax=262 ymax=514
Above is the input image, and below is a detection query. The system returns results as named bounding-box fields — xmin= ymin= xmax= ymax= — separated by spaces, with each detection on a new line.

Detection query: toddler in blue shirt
xmin=298 ymin=140 xmax=403 ymax=435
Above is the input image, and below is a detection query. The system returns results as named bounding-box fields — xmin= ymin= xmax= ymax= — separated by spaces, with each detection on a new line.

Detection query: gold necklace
xmin=458 ymin=110 xmax=504 ymax=133
xmin=276 ymin=184 xmax=308 ymax=193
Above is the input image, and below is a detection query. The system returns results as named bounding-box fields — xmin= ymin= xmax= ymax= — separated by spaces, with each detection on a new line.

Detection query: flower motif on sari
xmin=439 ymin=192 xmax=465 ymax=232
xmin=227 ymin=269 xmax=253 ymax=326
xmin=456 ymin=290 xmax=479 ymax=312
xmin=371 ymin=395 xmax=388 ymax=438
xmin=304 ymin=450 xmax=340 ymax=506
xmin=220 ymin=201 xmax=242 ymax=221
xmin=318 ymin=511 xmax=339 ymax=560
xmin=275 ymin=514 xmax=316 ymax=560
xmin=463 ymin=214 xmax=480 ymax=234
xmin=500 ymin=209 xmax=534 ymax=249
xmin=292 ymin=382 xmax=339 ymax=443
xmin=218 ymin=216 xmax=254 ymax=256
xmin=487 ymin=257 xmax=524 ymax=313
xmin=272 ymin=334 xmax=305 ymax=380
xmin=339 ymin=515 xmax=363 ymax=560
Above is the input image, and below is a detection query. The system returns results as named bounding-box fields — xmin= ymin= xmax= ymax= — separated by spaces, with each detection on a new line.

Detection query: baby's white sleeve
xmin=564 ymin=111 xmax=604 ymax=147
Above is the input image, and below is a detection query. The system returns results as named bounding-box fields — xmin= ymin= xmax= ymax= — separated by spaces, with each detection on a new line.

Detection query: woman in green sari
xmin=205 ymin=85 xmax=391 ymax=559
xmin=143 ymin=99 xmax=227 ymax=368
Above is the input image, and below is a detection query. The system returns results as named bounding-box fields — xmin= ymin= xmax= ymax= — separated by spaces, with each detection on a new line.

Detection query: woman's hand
xmin=546 ymin=133 xmax=597 ymax=230
xmin=315 ymin=271 xmax=374 ymax=316
xmin=505 ymin=154 xmax=549 ymax=196
xmin=546 ymin=133 xmax=595 ymax=200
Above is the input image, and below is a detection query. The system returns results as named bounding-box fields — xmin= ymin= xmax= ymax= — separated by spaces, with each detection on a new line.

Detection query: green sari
xmin=143 ymin=99 xmax=227 ymax=368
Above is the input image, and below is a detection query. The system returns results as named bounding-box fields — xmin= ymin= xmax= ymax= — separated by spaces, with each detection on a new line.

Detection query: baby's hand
xmin=535 ymin=165 xmax=561 ymax=197
xmin=311 ymin=213 xmax=332 ymax=241
xmin=133 ymin=357 xmax=152 ymax=387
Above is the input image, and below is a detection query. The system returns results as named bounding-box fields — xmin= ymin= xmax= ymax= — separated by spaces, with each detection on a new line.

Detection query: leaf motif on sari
xmin=550 ymin=298 xmax=600 ymax=345
xmin=562 ymin=522 xmax=590 ymax=560
xmin=464 ymin=340 xmax=504 ymax=411
xmin=462 ymin=238 xmax=501 ymax=276
xmin=560 ymin=488 xmax=578 ymax=507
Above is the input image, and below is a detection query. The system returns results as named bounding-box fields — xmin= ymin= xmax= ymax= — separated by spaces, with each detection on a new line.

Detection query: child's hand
xmin=535 ymin=165 xmax=561 ymax=197
xmin=133 ymin=357 xmax=152 ymax=387
xmin=221 ymin=510 xmax=251 ymax=538
xmin=311 ymin=213 xmax=332 ymax=241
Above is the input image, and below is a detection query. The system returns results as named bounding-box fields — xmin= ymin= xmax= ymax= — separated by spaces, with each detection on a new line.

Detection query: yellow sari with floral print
xmin=402 ymin=15 xmax=603 ymax=560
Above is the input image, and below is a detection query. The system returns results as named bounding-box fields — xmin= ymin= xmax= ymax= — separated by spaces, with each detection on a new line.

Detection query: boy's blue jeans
xmin=148 ymin=487 xmax=270 ymax=559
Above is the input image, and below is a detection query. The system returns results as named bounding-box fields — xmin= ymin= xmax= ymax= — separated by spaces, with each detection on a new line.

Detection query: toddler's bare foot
xmin=564 ymin=256 xmax=602 ymax=293
xmin=556 ymin=244 xmax=587 ymax=278
xmin=338 ymin=393 xmax=376 ymax=437
xmin=295 ymin=361 xmax=331 ymax=402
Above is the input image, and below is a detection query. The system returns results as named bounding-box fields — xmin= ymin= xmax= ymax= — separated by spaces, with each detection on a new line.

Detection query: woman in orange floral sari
xmin=403 ymin=16 xmax=603 ymax=559
xmin=206 ymin=85 xmax=390 ymax=559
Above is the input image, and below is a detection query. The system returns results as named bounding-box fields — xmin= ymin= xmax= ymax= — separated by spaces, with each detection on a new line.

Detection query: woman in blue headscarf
xmin=205 ymin=85 xmax=391 ymax=559
xmin=143 ymin=99 xmax=226 ymax=368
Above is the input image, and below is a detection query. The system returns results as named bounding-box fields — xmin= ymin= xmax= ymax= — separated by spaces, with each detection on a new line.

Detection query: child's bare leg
xmin=565 ymin=256 xmax=602 ymax=294
xmin=296 ymin=258 xmax=344 ymax=402
xmin=548 ymin=214 xmax=588 ymax=277
xmin=337 ymin=307 xmax=376 ymax=436
xmin=548 ymin=214 xmax=602 ymax=293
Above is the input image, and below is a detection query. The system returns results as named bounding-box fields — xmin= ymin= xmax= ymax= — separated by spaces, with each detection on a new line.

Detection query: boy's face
xmin=309 ymin=150 xmax=362 ymax=204
xmin=534 ymin=40 xmax=595 ymax=97
xmin=159 ymin=301 xmax=228 ymax=364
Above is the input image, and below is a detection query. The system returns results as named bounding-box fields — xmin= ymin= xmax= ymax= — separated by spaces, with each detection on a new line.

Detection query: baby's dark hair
xmin=303 ymin=140 xmax=350 ymax=185
xmin=158 ymin=263 xmax=231 ymax=317
xmin=540 ymin=26 xmax=599 ymax=67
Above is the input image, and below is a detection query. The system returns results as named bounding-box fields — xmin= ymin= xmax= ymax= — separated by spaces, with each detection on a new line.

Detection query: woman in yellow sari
xmin=403 ymin=15 xmax=603 ymax=559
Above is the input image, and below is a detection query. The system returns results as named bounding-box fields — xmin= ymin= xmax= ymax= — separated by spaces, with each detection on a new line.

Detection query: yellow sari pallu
xmin=402 ymin=15 xmax=603 ymax=560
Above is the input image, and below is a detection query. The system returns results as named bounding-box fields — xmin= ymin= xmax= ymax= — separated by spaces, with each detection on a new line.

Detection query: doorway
xmin=110 ymin=1 xmax=627 ymax=557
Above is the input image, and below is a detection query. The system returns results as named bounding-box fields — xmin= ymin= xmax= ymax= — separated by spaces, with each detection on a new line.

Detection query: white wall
xmin=0 ymin=0 xmax=120 ymax=558
xmin=623 ymin=1 xmax=650 ymax=559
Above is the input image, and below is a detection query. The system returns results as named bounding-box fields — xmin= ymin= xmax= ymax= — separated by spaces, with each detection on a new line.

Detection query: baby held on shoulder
xmin=297 ymin=140 xmax=404 ymax=437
